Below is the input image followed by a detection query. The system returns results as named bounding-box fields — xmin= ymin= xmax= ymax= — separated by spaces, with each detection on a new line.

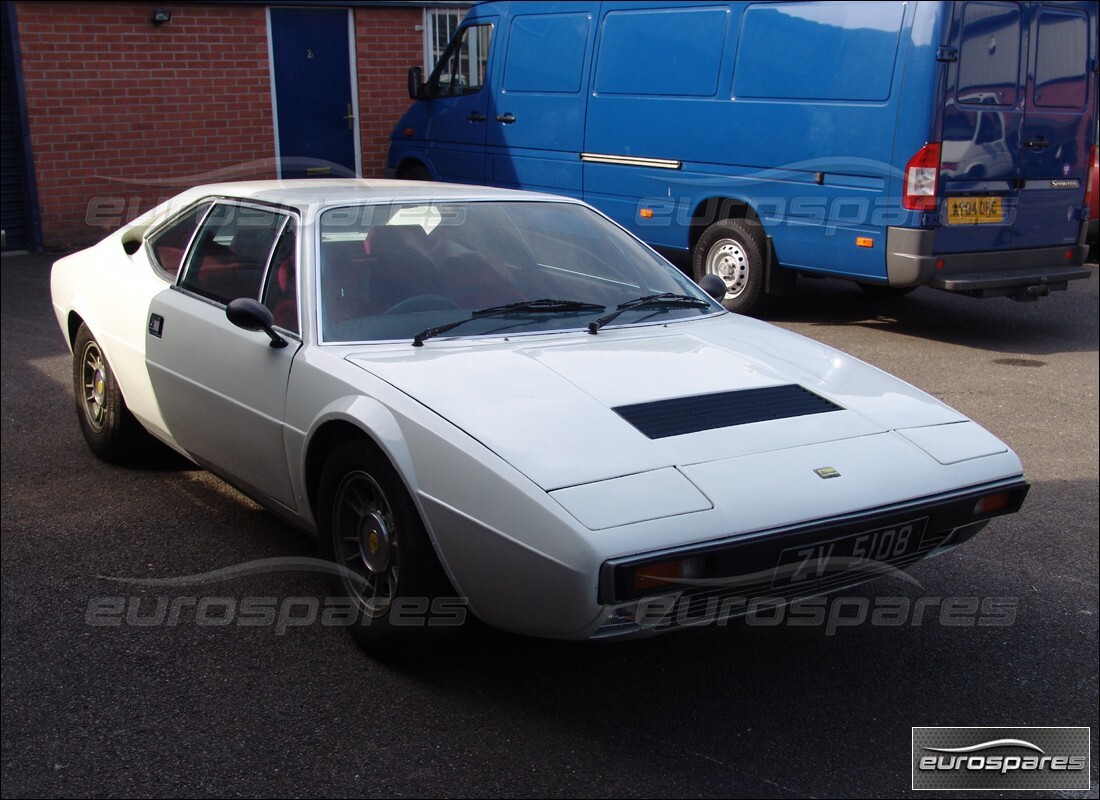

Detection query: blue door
xmin=269 ymin=8 xmax=358 ymax=178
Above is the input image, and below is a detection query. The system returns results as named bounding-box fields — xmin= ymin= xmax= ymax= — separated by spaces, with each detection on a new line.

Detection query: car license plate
xmin=946 ymin=196 xmax=1004 ymax=225
xmin=771 ymin=517 xmax=929 ymax=589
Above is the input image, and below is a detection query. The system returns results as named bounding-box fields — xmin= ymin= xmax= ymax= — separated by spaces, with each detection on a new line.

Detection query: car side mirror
xmin=226 ymin=298 xmax=288 ymax=349
xmin=698 ymin=273 xmax=727 ymax=301
xmin=408 ymin=66 xmax=425 ymax=100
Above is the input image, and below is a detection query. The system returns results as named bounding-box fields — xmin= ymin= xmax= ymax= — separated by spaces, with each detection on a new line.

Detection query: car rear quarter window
xmin=147 ymin=202 xmax=212 ymax=279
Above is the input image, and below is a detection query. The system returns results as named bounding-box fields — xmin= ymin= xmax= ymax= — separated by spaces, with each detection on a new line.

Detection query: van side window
xmin=734 ymin=2 xmax=904 ymax=102
xmin=505 ymin=14 xmax=589 ymax=94
xmin=957 ymin=2 xmax=1021 ymax=107
xmin=596 ymin=7 xmax=727 ymax=97
xmin=430 ymin=23 xmax=492 ymax=97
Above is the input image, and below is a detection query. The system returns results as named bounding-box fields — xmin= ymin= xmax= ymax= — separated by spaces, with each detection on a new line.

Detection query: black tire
xmin=399 ymin=163 xmax=432 ymax=181
xmin=859 ymin=283 xmax=917 ymax=298
xmin=693 ymin=218 xmax=767 ymax=315
xmin=317 ymin=440 xmax=462 ymax=651
xmin=72 ymin=323 xmax=141 ymax=462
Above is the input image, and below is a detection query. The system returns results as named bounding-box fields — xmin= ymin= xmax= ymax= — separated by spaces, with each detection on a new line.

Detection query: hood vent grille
xmin=613 ymin=384 xmax=842 ymax=439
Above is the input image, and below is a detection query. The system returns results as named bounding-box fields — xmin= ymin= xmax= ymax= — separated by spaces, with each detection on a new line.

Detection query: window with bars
xmin=424 ymin=8 xmax=464 ymax=73
xmin=422 ymin=8 xmax=490 ymax=94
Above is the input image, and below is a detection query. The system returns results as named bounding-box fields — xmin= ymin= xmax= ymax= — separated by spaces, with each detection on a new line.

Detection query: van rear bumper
xmin=885 ymin=227 xmax=1092 ymax=298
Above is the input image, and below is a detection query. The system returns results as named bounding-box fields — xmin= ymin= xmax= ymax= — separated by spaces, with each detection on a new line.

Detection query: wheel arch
xmin=302 ymin=401 xmax=421 ymax=529
xmin=687 ymin=196 xmax=763 ymax=252
xmin=394 ymin=157 xmax=434 ymax=180
xmin=65 ymin=310 xmax=86 ymax=350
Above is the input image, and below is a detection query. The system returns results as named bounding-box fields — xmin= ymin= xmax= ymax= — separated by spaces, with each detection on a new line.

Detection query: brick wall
xmin=14 ymin=2 xmax=427 ymax=249
xmin=356 ymin=7 xmax=423 ymax=178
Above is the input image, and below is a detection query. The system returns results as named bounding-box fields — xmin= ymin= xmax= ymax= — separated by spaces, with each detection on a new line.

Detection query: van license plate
xmin=946 ymin=196 xmax=1004 ymax=225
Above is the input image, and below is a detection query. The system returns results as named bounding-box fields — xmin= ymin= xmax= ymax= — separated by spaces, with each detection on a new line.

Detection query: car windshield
xmin=317 ymin=200 xmax=719 ymax=343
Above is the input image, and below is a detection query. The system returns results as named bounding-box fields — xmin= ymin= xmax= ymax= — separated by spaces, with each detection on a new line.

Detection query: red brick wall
xmin=356 ymin=7 xmax=423 ymax=177
xmin=15 ymin=2 xmax=428 ymax=249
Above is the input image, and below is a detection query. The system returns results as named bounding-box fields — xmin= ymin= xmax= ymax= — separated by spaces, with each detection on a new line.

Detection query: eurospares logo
xmin=912 ymin=727 xmax=1089 ymax=790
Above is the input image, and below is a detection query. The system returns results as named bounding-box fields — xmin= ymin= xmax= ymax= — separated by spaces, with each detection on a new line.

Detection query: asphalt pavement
xmin=1 ymin=248 xmax=1097 ymax=798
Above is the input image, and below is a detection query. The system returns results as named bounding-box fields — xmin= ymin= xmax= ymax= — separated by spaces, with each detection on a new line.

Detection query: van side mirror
xmin=408 ymin=67 xmax=425 ymax=100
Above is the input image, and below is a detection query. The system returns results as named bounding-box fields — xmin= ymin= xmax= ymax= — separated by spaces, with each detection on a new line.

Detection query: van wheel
xmin=694 ymin=219 xmax=767 ymax=315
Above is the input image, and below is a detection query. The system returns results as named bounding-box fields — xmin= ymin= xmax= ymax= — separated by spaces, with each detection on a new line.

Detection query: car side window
xmin=261 ymin=219 xmax=299 ymax=334
xmin=179 ymin=203 xmax=284 ymax=305
xmin=147 ymin=202 xmax=212 ymax=279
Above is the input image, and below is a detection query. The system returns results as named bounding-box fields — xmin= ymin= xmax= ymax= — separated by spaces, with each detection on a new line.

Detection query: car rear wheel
xmin=72 ymin=323 xmax=141 ymax=462
xmin=693 ymin=218 xmax=767 ymax=315
xmin=317 ymin=440 xmax=463 ymax=651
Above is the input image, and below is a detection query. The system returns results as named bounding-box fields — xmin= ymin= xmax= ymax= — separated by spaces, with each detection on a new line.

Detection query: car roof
xmin=120 ymin=179 xmax=584 ymax=241
xmin=181 ymin=179 xmax=573 ymax=208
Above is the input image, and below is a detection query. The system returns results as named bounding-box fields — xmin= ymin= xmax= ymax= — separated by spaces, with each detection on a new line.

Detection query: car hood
xmin=346 ymin=315 xmax=966 ymax=491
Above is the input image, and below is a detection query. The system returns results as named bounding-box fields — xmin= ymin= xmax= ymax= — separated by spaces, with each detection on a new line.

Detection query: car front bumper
xmin=589 ymin=478 xmax=1028 ymax=639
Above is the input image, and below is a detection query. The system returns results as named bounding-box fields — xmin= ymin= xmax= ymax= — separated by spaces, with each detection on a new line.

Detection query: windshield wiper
xmin=412 ymin=299 xmax=606 ymax=347
xmin=587 ymin=293 xmax=712 ymax=334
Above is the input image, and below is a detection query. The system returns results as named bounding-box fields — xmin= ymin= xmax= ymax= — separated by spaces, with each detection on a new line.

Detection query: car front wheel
xmin=317 ymin=440 xmax=462 ymax=651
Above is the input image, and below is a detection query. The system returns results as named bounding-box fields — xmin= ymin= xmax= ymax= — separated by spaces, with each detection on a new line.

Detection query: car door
xmin=145 ymin=200 xmax=302 ymax=511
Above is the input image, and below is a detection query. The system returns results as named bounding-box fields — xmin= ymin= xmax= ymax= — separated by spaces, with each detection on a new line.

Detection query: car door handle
xmin=467 ymin=112 xmax=486 ymax=122
xmin=1023 ymin=135 xmax=1050 ymax=150
xmin=496 ymin=113 xmax=516 ymax=124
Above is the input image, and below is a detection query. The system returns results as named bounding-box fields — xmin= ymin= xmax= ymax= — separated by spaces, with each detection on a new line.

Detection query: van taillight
xmin=903 ymin=143 xmax=941 ymax=211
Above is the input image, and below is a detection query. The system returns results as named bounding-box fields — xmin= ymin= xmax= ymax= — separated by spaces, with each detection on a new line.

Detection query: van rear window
xmin=957 ymin=2 xmax=1021 ymax=107
xmin=1034 ymin=8 xmax=1089 ymax=109
xmin=733 ymin=2 xmax=904 ymax=102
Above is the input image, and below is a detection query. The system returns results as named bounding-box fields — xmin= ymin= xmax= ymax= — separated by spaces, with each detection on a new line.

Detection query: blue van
xmin=388 ymin=1 xmax=1097 ymax=313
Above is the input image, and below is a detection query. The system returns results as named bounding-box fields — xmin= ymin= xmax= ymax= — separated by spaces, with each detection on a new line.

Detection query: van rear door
xmin=937 ymin=1 xmax=1093 ymax=255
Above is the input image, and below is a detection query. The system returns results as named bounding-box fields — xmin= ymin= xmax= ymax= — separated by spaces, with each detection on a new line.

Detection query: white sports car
xmin=51 ymin=180 xmax=1028 ymax=649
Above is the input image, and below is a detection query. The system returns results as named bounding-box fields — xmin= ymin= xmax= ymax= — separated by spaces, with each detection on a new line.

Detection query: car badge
xmin=814 ymin=466 xmax=841 ymax=479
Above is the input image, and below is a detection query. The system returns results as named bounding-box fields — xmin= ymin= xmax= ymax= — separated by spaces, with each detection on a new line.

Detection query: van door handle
xmin=496 ymin=113 xmax=516 ymax=124
xmin=1023 ymin=135 xmax=1050 ymax=150
xmin=467 ymin=112 xmax=486 ymax=122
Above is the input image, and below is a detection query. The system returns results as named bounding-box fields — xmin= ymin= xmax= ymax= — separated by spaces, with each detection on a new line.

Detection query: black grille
xmin=613 ymin=384 xmax=842 ymax=439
